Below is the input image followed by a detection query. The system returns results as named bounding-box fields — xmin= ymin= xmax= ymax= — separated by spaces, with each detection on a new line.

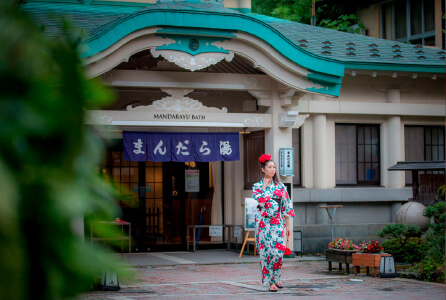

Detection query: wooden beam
xmin=100 ymin=69 xmax=272 ymax=91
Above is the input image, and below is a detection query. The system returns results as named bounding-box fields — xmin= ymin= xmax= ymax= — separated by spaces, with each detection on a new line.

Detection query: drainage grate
xmin=287 ymin=284 xmax=334 ymax=289
xmin=121 ymin=289 xmax=155 ymax=294
xmin=290 ymin=292 xmax=311 ymax=296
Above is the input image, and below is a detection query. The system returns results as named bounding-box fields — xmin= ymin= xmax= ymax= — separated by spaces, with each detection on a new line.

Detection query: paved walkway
xmin=79 ymin=250 xmax=445 ymax=299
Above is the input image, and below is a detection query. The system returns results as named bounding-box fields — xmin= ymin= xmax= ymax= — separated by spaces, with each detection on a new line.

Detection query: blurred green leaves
xmin=252 ymin=0 xmax=366 ymax=34
xmin=0 ymin=1 xmax=125 ymax=299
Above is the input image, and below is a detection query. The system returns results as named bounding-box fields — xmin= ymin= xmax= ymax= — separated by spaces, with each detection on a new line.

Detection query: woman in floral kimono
xmin=252 ymin=154 xmax=295 ymax=292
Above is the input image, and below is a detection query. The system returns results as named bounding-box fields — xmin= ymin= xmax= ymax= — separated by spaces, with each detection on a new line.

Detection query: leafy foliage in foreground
xmin=0 ymin=1 xmax=122 ymax=299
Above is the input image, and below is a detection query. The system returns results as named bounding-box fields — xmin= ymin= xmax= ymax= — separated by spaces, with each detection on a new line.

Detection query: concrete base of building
xmin=294 ymin=223 xmax=391 ymax=253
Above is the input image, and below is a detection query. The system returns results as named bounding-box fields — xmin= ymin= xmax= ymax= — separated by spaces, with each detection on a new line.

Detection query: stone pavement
xmin=78 ymin=250 xmax=446 ymax=299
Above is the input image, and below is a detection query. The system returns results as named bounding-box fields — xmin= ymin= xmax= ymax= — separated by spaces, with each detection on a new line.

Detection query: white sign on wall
xmin=244 ymin=198 xmax=258 ymax=230
xmin=234 ymin=226 xmax=242 ymax=238
xmin=209 ymin=226 xmax=223 ymax=237
xmin=185 ymin=170 xmax=199 ymax=192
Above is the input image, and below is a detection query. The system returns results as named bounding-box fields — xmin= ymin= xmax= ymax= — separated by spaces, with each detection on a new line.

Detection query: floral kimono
xmin=252 ymin=179 xmax=295 ymax=286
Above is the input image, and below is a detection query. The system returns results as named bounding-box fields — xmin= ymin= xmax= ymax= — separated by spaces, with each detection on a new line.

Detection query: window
xmin=336 ymin=124 xmax=380 ymax=186
xmin=405 ymin=126 xmax=445 ymax=184
xmin=381 ymin=0 xmax=436 ymax=46
xmin=292 ymin=128 xmax=302 ymax=186
xmin=244 ymin=130 xmax=265 ymax=189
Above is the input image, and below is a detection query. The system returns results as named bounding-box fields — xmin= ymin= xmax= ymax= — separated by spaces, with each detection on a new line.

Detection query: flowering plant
xmin=258 ymin=154 xmax=271 ymax=163
xmin=328 ymin=238 xmax=358 ymax=251
xmin=358 ymin=240 xmax=384 ymax=253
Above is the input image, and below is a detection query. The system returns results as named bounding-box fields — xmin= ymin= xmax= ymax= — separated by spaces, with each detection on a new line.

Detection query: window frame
xmin=380 ymin=0 xmax=436 ymax=46
xmin=292 ymin=127 xmax=302 ymax=187
xmin=335 ymin=124 xmax=381 ymax=187
xmin=404 ymin=125 xmax=445 ymax=186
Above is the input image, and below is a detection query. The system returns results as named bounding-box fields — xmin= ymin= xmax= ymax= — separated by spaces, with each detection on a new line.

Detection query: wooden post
xmin=412 ymin=170 xmax=419 ymax=202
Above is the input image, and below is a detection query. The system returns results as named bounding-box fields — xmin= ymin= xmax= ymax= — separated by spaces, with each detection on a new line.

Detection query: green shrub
xmin=376 ymin=223 xmax=421 ymax=265
xmin=409 ymin=257 xmax=446 ymax=283
xmin=423 ymin=190 xmax=445 ymax=263
xmin=381 ymin=238 xmax=428 ymax=263
xmin=415 ymin=186 xmax=446 ymax=282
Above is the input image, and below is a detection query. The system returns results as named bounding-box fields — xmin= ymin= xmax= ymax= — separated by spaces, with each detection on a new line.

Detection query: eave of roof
xmin=388 ymin=161 xmax=446 ymax=171
xmin=21 ymin=1 xmax=446 ymax=75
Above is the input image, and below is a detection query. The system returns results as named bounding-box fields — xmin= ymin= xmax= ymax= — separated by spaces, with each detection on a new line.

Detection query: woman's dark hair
xmin=260 ymin=160 xmax=280 ymax=186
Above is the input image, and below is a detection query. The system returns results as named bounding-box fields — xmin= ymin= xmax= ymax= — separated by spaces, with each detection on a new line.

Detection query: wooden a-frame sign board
xmin=239 ymin=230 xmax=256 ymax=258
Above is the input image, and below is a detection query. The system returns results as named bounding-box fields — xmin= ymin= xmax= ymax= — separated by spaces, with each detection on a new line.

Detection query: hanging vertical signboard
xmin=279 ymin=148 xmax=294 ymax=176
xmin=185 ymin=170 xmax=199 ymax=192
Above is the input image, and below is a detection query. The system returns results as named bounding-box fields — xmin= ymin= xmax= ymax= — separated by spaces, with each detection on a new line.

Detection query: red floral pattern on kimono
xmin=252 ymin=179 xmax=295 ymax=286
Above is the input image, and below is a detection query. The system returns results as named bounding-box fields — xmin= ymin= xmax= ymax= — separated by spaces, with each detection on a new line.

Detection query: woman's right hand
xmin=263 ymin=177 xmax=271 ymax=189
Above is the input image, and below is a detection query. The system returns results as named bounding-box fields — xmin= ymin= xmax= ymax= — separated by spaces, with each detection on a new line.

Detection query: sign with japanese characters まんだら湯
xmin=123 ymin=132 xmax=239 ymax=162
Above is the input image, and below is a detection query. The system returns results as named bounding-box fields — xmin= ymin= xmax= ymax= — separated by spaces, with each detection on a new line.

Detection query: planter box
xmin=352 ymin=253 xmax=391 ymax=277
xmin=325 ymin=249 xmax=358 ymax=274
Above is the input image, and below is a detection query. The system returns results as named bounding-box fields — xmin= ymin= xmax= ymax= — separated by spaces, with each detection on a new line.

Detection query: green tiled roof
xmin=22 ymin=1 xmax=143 ymax=37
xmin=249 ymin=14 xmax=445 ymax=71
xmin=21 ymin=0 xmax=445 ymax=74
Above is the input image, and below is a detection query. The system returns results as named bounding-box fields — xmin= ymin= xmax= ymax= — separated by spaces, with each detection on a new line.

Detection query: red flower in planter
xmin=359 ymin=240 xmax=384 ymax=253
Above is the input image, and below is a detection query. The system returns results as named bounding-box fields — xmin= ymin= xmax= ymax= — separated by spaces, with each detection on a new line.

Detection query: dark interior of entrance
xmin=101 ymin=149 xmax=216 ymax=251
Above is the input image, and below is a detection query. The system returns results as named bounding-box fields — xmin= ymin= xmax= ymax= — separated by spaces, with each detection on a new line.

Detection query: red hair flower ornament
xmin=259 ymin=154 xmax=271 ymax=163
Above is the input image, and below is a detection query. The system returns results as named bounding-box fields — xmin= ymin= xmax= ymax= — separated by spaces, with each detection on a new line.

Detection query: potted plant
xmin=353 ymin=240 xmax=390 ymax=277
xmin=325 ymin=238 xmax=359 ymax=274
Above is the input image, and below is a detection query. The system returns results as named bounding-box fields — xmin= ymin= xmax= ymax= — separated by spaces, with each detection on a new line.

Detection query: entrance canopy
xmin=388 ymin=161 xmax=446 ymax=171
xmin=388 ymin=161 xmax=445 ymax=205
